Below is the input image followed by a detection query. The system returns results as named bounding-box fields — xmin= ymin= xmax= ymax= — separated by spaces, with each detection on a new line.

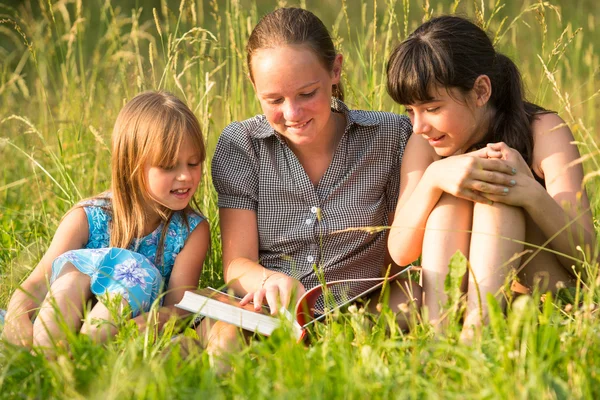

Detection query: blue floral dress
xmin=50 ymin=198 xmax=205 ymax=317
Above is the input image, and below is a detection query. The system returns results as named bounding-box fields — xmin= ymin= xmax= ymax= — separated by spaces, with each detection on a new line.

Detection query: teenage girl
xmin=386 ymin=16 xmax=595 ymax=336
xmin=203 ymin=7 xmax=418 ymax=355
xmin=2 ymin=91 xmax=210 ymax=349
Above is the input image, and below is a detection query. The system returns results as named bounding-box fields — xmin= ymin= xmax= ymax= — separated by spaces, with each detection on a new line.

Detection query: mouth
xmin=170 ymin=188 xmax=191 ymax=198
xmin=425 ymin=135 xmax=445 ymax=145
xmin=285 ymin=119 xmax=312 ymax=130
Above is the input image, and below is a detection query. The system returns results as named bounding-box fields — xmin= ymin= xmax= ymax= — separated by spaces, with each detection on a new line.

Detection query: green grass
xmin=1 ymin=0 xmax=599 ymax=398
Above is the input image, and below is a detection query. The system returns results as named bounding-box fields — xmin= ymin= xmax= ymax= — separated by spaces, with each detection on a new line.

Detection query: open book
xmin=176 ymin=265 xmax=415 ymax=341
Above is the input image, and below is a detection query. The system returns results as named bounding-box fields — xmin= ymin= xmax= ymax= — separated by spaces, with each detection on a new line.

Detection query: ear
xmin=472 ymin=75 xmax=492 ymax=107
xmin=331 ymin=54 xmax=344 ymax=84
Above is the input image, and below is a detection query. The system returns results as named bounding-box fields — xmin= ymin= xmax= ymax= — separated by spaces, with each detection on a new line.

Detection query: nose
xmin=176 ymin=165 xmax=192 ymax=182
xmin=282 ymin=100 xmax=301 ymax=122
xmin=411 ymin=113 xmax=431 ymax=135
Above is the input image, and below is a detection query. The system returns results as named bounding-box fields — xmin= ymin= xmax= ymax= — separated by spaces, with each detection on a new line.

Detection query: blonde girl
xmin=386 ymin=16 xmax=595 ymax=337
xmin=2 ymin=91 xmax=210 ymax=349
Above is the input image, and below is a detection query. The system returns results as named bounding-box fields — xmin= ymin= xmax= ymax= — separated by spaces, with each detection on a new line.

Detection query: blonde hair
xmin=107 ymin=91 xmax=205 ymax=263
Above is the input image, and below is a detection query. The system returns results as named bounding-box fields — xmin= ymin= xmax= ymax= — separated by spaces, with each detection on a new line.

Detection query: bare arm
xmin=387 ymin=136 xmax=439 ymax=265
xmin=219 ymin=208 xmax=305 ymax=313
xmin=132 ymin=219 xmax=210 ymax=331
xmin=388 ymin=135 xmax=516 ymax=266
xmin=484 ymin=114 xmax=595 ymax=272
xmin=220 ymin=208 xmax=262 ymax=294
xmin=382 ymin=212 xmax=404 ymax=275
xmin=2 ymin=208 xmax=89 ymax=347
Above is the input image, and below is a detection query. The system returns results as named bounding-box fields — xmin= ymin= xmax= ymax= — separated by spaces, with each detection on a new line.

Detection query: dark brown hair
xmin=246 ymin=7 xmax=344 ymax=101
xmin=386 ymin=15 xmax=546 ymax=165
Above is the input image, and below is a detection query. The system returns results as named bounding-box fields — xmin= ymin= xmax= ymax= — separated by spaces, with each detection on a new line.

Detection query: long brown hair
xmin=386 ymin=15 xmax=546 ymax=165
xmin=107 ymin=91 xmax=205 ymax=264
xmin=246 ymin=7 xmax=344 ymax=101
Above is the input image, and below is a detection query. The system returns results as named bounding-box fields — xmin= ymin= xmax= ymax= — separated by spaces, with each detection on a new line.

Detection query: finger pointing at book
xmin=240 ymin=271 xmax=306 ymax=314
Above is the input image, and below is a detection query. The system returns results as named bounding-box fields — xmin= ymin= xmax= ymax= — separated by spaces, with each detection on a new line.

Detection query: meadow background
xmin=0 ymin=0 xmax=599 ymax=398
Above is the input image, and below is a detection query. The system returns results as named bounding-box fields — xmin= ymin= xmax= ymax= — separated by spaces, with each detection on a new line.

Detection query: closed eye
xmin=300 ymin=89 xmax=317 ymax=98
xmin=426 ymin=107 xmax=440 ymax=113
xmin=267 ymin=97 xmax=284 ymax=105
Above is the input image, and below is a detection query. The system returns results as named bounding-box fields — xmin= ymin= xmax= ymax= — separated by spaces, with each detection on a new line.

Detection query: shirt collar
xmin=331 ymin=97 xmax=380 ymax=128
xmin=251 ymin=97 xmax=380 ymax=139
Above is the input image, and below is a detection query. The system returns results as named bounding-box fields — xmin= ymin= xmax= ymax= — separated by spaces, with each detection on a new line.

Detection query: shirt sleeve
xmin=385 ymin=114 xmax=412 ymax=213
xmin=211 ymin=121 xmax=260 ymax=211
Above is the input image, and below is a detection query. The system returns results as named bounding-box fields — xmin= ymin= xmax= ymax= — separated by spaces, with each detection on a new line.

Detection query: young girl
xmin=2 ymin=91 xmax=210 ymax=349
xmin=386 ymin=15 xmax=595 ymax=337
xmin=202 ymin=7 xmax=417 ymax=356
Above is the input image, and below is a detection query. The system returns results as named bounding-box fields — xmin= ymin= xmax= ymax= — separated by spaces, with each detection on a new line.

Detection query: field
xmin=1 ymin=0 xmax=599 ymax=398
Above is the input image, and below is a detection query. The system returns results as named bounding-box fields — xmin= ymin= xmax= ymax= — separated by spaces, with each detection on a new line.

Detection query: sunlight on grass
xmin=0 ymin=0 xmax=599 ymax=398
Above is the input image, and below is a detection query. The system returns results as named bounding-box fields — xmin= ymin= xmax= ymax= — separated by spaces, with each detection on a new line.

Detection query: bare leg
xmin=80 ymin=297 xmax=129 ymax=342
xmin=421 ymin=193 xmax=473 ymax=327
xmin=196 ymin=318 xmax=247 ymax=373
xmin=518 ymin=213 xmax=577 ymax=293
xmin=32 ymin=263 xmax=92 ymax=349
xmin=463 ymin=202 xmax=525 ymax=337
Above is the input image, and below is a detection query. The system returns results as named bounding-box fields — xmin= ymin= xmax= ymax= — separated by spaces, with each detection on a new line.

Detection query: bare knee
xmin=51 ymin=264 xmax=92 ymax=300
xmin=80 ymin=320 xmax=115 ymax=341
xmin=472 ymin=201 xmax=525 ymax=231
xmin=80 ymin=319 xmax=101 ymax=337
xmin=471 ymin=201 xmax=526 ymax=265
xmin=197 ymin=319 xmax=244 ymax=355
xmin=32 ymin=317 xmax=53 ymax=348
xmin=424 ymin=193 xmax=473 ymax=256
xmin=427 ymin=193 xmax=473 ymax=228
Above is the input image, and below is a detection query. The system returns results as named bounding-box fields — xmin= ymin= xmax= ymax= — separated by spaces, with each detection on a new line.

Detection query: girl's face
xmin=405 ymin=86 xmax=487 ymax=156
xmin=250 ymin=45 xmax=342 ymax=149
xmin=144 ymin=135 xmax=202 ymax=214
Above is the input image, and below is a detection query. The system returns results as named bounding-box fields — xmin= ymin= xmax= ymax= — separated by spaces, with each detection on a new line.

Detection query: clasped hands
xmin=432 ymin=142 xmax=536 ymax=208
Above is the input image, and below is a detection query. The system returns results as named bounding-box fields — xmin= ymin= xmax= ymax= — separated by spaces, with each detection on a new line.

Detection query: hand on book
xmin=239 ymin=271 xmax=306 ymax=315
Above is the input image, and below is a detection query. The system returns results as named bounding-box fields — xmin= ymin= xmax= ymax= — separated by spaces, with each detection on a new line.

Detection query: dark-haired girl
xmin=386 ymin=15 xmax=594 ymax=337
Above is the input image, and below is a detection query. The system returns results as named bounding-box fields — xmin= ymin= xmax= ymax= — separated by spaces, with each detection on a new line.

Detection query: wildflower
xmin=564 ymin=304 xmax=573 ymax=312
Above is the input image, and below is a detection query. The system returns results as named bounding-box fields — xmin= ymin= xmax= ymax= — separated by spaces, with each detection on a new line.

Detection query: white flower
xmin=113 ymin=258 xmax=150 ymax=288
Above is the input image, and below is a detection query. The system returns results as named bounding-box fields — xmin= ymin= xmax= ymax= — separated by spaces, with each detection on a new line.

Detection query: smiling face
xmin=250 ymin=45 xmax=342 ymax=150
xmin=143 ymin=135 xmax=202 ymax=214
xmin=404 ymin=86 xmax=489 ymax=156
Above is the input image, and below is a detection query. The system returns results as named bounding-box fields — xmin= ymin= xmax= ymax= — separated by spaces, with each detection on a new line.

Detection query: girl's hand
xmin=485 ymin=142 xmax=533 ymax=178
xmin=429 ymin=147 xmax=517 ymax=204
xmin=481 ymin=142 xmax=539 ymax=207
xmin=239 ymin=271 xmax=306 ymax=315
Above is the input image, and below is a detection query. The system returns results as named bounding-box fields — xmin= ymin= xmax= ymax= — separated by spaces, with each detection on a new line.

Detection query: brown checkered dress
xmin=212 ymin=98 xmax=412 ymax=309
